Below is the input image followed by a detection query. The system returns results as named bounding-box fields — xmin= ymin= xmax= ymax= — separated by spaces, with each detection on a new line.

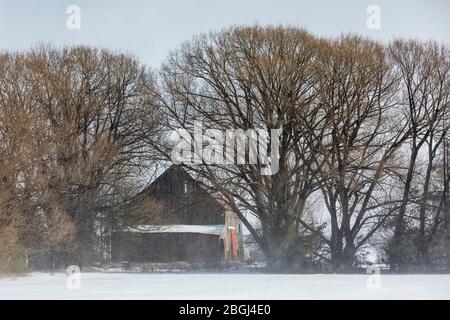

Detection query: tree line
xmin=0 ymin=26 xmax=449 ymax=273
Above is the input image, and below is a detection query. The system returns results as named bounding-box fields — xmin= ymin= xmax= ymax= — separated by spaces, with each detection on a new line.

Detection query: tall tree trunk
xmin=391 ymin=145 xmax=419 ymax=272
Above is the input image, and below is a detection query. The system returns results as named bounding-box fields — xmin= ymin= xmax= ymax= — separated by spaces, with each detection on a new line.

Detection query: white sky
xmin=0 ymin=0 xmax=449 ymax=68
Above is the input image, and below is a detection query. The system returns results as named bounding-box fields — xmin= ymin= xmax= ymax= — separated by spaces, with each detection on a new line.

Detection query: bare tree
xmin=388 ymin=40 xmax=450 ymax=271
xmin=0 ymin=46 xmax=162 ymax=269
xmin=151 ymin=26 xmax=325 ymax=271
xmin=298 ymin=36 xmax=412 ymax=271
xmin=0 ymin=51 xmax=76 ymax=271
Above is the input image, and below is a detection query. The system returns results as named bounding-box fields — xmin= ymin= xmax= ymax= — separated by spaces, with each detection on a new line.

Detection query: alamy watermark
xmin=66 ymin=5 xmax=81 ymax=30
xmin=366 ymin=5 xmax=381 ymax=30
xmin=171 ymin=122 xmax=282 ymax=176
xmin=66 ymin=265 xmax=81 ymax=290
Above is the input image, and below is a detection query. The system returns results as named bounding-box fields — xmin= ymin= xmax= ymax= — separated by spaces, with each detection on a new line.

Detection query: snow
xmin=1 ymin=273 xmax=450 ymax=300
xmin=125 ymin=224 xmax=225 ymax=235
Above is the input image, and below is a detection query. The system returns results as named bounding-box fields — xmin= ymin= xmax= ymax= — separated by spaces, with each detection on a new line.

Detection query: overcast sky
xmin=0 ymin=0 xmax=449 ymax=67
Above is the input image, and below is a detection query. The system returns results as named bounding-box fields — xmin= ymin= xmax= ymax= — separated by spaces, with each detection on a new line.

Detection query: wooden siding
xmin=133 ymin=165 xmax=226 ymax=225
xmin=111 ymin=232 xmax=223 ymax=263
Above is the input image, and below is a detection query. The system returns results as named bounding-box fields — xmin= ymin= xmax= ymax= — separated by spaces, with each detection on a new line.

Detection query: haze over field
xmin=1 ymin=273 xmax=450 ymax=300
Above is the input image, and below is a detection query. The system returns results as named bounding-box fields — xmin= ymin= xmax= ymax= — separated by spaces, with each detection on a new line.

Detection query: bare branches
xmin=0 ymin=46 xmax=161 ymax=268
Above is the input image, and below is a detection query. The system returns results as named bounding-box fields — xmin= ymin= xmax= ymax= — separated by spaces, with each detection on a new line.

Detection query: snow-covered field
xmin=1 ymin=273 xmax=450 ymax=300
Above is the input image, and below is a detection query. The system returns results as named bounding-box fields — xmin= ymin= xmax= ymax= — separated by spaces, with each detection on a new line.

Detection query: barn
xmin=111 ymin=165 xmax=244 ymax=265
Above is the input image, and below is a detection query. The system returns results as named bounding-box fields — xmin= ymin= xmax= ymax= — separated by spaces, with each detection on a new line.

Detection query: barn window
xmin=184 ymin=180 xmax=188 ymax=193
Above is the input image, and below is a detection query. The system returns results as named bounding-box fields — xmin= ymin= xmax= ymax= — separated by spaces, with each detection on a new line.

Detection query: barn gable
xmin=133 ymin=165 xmax=226 ymax=225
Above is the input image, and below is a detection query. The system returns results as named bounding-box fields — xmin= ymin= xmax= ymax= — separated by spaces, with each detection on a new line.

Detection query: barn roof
xmin=136 ymin=164 xmax=233 ymax=212
xmin=124 ymin=224 xmax=226 ymax=236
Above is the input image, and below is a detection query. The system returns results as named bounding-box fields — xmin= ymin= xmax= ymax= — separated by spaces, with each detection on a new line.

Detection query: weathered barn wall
xmin=111 ymin=232 xmax=223 ymax=263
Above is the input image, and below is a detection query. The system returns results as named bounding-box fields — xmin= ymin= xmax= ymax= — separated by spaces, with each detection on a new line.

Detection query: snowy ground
xmin=1 ymin=273 xmax=450 ymax=300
